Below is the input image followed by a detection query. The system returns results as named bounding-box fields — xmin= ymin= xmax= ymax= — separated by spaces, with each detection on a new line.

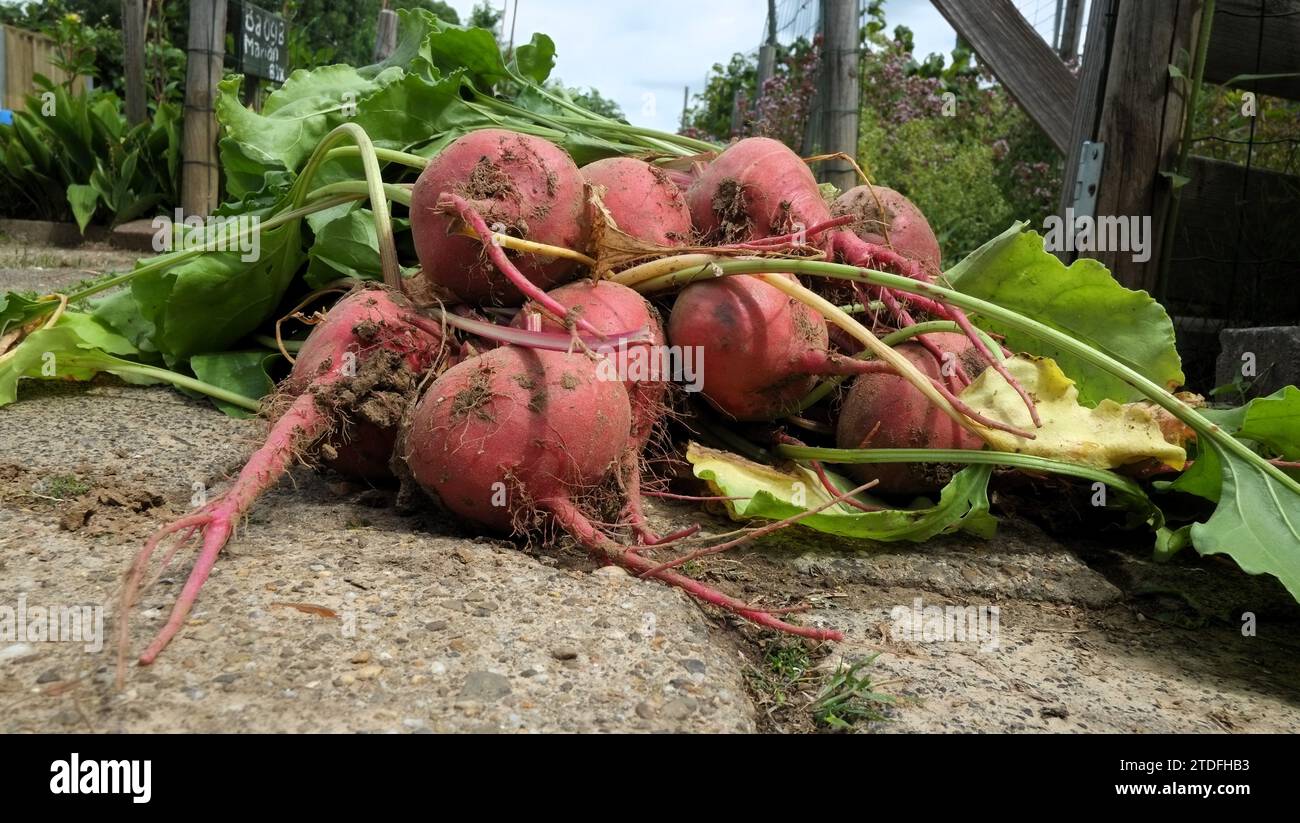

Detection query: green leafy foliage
xmin=306 ymin=206 xmax=406 ymax=286
xmin=0 ymin=78 xmax=180 ymax=228
xmin=925 ymin=230 xmax=1300 ymax=602
xmin=1188 ymin=447 xmax=1300 ymax=601
xmin=190 ymin=351 xmax=280 ymax=418
xmin=127 ymin=223 xmax=305 ymax=363
xmin=0 ymin=312 xmax=153 ymax=407
xmin=809 ymin=657 xmax=894 ymax=730
xmin=283 ymin=0 xmax=462 ymax=70
xmin=947 ymin=225 xmax=1185 ymax=406
xmin=1168 ymin=387 xmax=1300 ymax=501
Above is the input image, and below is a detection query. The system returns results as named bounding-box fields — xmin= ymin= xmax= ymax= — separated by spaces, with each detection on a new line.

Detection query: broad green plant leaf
xmin=510 ymin=34 xmax=558 ymax=85
xmin=1189 ymin=447 xmax=1300 ymax=600
xmin=128 ymin=222 xmax=305 ymax=362
xmin=190 ymin=350 xmax=280 ymax=418
xmin=0 ymin=312 xmax=151 ymax=406
xmin=66 ymin=183 xmax=99 ymax=232
xmin=1167 ymin=387 xmax=1300 ymax=501
xmin=305 ymin=207 xmax=411 ymax=287
xmin=946 ymin=224 xmax=1185 ymax=406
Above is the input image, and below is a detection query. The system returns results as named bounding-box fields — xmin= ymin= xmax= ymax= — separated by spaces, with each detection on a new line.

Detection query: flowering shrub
xmin=855 ymin=18 xmax=1062 ymax=263
xmin=736 ymin=37 xmax=822 ymax=148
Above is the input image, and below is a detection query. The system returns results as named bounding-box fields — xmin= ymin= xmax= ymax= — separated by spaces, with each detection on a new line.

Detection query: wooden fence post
xmin=821 ymin=0 xmax=860 ymax=190
xmin=1089 ymin=0 xmax=1203 ymax=292
xmin=756 ymin=0 xmax=777 ymax=96
xmin=122 ymin=0 xmax=146 ymax=124
xmin=182 ymin=0 xmax=228 ymax=217
xmin=931 ymin=0 xmax=1078 ymax=154
xmin=374 ymin=8 xmax=399 ymax=62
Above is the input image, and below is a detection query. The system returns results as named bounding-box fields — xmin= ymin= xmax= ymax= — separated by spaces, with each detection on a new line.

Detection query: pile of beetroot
xmin=118 ymin=129 xmax=1039 ymax=673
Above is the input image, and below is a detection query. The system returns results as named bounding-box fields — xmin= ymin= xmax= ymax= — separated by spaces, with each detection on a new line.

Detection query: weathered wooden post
xmin=756 ymin=0 xmax=777 ymax=96
xmin=1058 ymin=0 xmax=1085 ymax=59
xmin=821 ymin=0 xmax=860 ymax=190
xmin=122 ymin=0 xmax=146 ymax=124
xmin=374 ymin=7 xmax=399 ymax=62
xmin=1088 ymin=0 xmax=1203 ymax=292
xmin=182 ymin=0 xmax=228 ymax=217
xmin=931 ymin=0 xmax=1077 ymax=154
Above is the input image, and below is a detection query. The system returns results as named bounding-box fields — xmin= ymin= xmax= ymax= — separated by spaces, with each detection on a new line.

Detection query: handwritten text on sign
xmin=237 ymin=3 xmax=288 ymax=83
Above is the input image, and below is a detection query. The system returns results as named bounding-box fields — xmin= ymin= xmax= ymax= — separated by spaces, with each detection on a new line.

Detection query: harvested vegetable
xmin=667 ymin=274 xmax=828 ymax=421
xmin=119 ymin=286 xmax=448 ymax=671
xmin=411 ymin=129 xmax=588 ymax=305
xmin=400 ymin=345 xmax=631 ymax=532
xmin=687 ymin=137 xmax=833 ymax=246
xmin=835 ymin=333 xmax=986 ymax=494
xmin=511 ymin=279 xmax=669 ymax=542
xmin=0 ymin=11 xmax=1286 ymax=681
xmin=582 ymin=157 xmax=693 ymax=247
xmin=832 ymin=184 xmax=942 ymax=279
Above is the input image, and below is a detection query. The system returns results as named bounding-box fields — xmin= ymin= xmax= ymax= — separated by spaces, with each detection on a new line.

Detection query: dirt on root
xmin=461 ymin=157 xmax=518 ymax=202
xmin=452 ymin=363 xmax=498 ymax=421
xmin=711 ymin=178 xmax=752 ymax=244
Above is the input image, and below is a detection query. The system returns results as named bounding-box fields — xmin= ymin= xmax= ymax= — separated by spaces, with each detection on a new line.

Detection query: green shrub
xmin=859 ymin=116 xmax=1017 ymax=263
xmin=0 ymin=77 xmax=181 ymax=229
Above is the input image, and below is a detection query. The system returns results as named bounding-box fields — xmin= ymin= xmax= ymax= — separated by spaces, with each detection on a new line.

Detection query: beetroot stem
xmin=547 ymin=498 xmax=842 ymax=641
xmin=439 ymin=193 xmax=606 ymax=339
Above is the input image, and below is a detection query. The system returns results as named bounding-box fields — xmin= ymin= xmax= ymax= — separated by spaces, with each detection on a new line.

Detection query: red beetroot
xmin=832 ymin=185 xmax=942 ymax=279
xmin=512 ymin=279 xmax=671 ymax=544
xmin=401 ymin=346 xmax=632 ymax=533
xmin=410 ymin=129 xmax=587 ymax=305
xmin=512 ymin=280 xmax=666 ymax=443
xmin=401 ymin=345 xmax=838 ymax=641
xmin=581 ymin=157 xmax=693 ymax=247
xmin=835 ymin=333 xmax=985 ymax=494
xmin=668 ymin=274 xmax=848 ymax=421
xmin=686 ymin=137 xmax=833 ymax=245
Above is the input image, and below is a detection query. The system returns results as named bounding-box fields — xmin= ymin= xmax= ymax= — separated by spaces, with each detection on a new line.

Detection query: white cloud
xmin=440 ymin=1 xmax=959 ymax=134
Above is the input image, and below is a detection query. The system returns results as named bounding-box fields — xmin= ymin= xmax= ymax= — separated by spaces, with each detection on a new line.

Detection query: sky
xmin=443 ymin=0 xmax=962 ymax=133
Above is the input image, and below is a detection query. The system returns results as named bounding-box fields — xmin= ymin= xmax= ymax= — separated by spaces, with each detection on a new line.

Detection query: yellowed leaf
xmin=960 ymin=356 xmax=1187 ymax=470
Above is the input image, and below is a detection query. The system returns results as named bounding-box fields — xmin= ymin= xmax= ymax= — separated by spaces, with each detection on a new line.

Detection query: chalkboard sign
xmin=232 ymin=2 xmax=288 ymax=83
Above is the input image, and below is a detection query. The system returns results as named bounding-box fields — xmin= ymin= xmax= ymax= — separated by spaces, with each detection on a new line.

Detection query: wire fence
xmin=1164 ymin=1 xmax=1300 ymax=389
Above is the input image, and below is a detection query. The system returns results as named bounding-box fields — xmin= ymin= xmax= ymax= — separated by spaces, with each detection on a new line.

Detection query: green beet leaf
xmin=946 ymin=223 xmax=1185 ymax=406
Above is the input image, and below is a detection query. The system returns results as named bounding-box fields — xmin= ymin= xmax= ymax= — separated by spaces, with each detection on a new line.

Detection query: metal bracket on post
xmin=1071 ymin=140 xmax=1105 ymax=218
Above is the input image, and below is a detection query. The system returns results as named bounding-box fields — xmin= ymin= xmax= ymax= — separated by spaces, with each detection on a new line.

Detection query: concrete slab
xmin=2 ymin=377 xmax=1298 ymax=732
xmin=1216 ymin=326 xmax=1300 ymax=397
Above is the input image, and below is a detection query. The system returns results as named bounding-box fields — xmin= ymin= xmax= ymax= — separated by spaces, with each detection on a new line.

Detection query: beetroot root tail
xmin=834 ymin=231 xmax=927 ymax=282
xmin=137 ymin=508 xmax=235 ymax=664
xmin=117 ymin=391 xmax=333 ymax=680
xmin=619 ymin=449 xmax=666 ymax=545
xmin=548 ymin=498 xmax=842 ymax=642
xmin=833 ymin=232 xmax=1042 ymax=429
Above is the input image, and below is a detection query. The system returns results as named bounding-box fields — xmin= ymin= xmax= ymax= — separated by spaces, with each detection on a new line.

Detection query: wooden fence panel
xmin=2 ymin=26 xmax=88 ymax=112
